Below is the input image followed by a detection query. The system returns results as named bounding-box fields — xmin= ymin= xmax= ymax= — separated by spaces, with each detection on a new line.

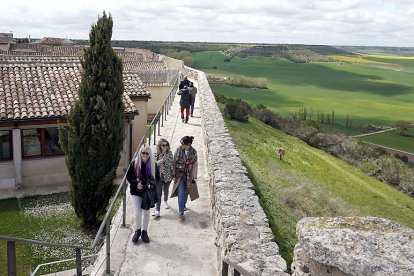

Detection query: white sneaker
xmin=164 ymin=201 xmax=170 ymax=209
xmin=153 ymin=210 xmax=160 ymax=218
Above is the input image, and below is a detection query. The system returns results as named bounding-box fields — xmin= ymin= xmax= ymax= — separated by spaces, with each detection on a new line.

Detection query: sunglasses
xmin=161 ymin=144 xmax=168 ymax=147
xmin=141 ymin=152 xmax=150 ymax=156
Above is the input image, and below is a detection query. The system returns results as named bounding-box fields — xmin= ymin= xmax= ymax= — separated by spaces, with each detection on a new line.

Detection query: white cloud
xmin=0 ymin=0 xmax=413 ymax=46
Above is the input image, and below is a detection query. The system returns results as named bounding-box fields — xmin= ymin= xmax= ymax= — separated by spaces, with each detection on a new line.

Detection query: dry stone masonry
xmin=184 ymin=66 xmax=288 ymax=275
xmin=292 ymin=216 xmax=414 ymax=276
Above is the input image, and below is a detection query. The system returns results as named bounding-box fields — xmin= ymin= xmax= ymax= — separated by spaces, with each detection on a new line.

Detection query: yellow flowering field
xmin=361 ymin=54 xmax=414 ymax=60
xmin=329 ymin=55 xmax=388 ymax=64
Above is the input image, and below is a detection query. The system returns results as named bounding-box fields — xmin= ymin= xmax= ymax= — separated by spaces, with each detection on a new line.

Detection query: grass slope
xmin=225 ymin=116 xmax=414 ymax=266
xmin=194 ymin=51 xmax=414 ymax=129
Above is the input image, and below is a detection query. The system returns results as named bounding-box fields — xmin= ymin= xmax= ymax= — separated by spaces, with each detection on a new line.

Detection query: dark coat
xmin=127 ymin=160 xmax=149 ymax=197
xmin=179 ymin=78 xmax=190 ymax=90
xmin=178 ymin=88 xmax=192 ymax=108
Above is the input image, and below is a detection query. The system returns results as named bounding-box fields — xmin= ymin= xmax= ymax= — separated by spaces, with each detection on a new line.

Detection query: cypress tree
xmin=60 ymin=12 xmax=124 ymax=227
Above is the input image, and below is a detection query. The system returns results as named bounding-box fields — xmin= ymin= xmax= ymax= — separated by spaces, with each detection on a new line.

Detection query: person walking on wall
xmin=153 ymin=138 xmax=174 ymax=218
xmin=188 ymin=82 xmax=197 ymax=117
xmin=179 ymin=76 xmax=190 ymax=90
xmin=171 ymin=136 xmax=198 ymax=221
xmin=127 ymin=144 xmax=156 ymax=244
xmin=177 ymin=85 xmax=192 ymax=123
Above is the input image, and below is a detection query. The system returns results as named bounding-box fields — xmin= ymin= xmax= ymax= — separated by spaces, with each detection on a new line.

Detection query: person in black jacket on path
xmin=177 ymin=85 xmax=192 ymax=123
xmin=127 ymin=144 xmax=155 ymax=244
xmin=179 ymin=76 xmax=190 ymax=90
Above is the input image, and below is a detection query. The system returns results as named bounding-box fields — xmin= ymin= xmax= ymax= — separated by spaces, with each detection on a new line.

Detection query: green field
xmin=360 ymin=128 xmax=414 ymax=152
xmin=224 ymin=116 xmax=414 ymax=266
xmin=362 ymin=56 xmax=414 ymax=73
xmin=194 ymin=51 xmax=414 ymax=129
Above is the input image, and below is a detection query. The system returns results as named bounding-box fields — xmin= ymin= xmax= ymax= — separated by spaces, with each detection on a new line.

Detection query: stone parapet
xmin=184 ymin=66 xmax=288 ymax=275
xmin=292 ymin=216 xmax=414 ymax=276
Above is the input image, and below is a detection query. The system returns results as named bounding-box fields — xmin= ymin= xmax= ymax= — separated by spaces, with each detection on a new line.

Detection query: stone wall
xmin=292 ymin=217 xmax=414 ymax=276
xmin=184 ymin=66 xmax=288 ymax=275
xmin=136 ymin=69 xmax=179 ymax=84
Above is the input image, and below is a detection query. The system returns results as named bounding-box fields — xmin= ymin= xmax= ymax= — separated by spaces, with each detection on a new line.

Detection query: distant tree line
xmin=215 ymin=94 xmax=414 ymax=197
xmin=228 ymin=45 xmax=334 ymax=63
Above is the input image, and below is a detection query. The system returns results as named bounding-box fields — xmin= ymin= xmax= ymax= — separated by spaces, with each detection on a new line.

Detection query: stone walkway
xmin=91 ymin=84 xmax=218 ymax=276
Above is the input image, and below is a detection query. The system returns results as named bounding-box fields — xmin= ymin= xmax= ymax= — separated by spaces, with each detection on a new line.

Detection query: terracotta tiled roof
xmin=1 ymin=45 xmax=164 ymax=66
xmin=0 ymin=55 xmax=80 ymax=63
xmin=123 ymin=61 xmax=166 ymax=72
xmin=32 ymin=37 xmax=65 ymax=45
xmin=51 ymin=46 xmax=84 ymax=56
xmin=5 ymin=45 xmax=150 ymax=61
xmin=123 ymin=73 xmax=151 ymax=98
xmin=0 ymin=63 xmax=142 ymax=121
xmin=0 ymin=55 xmax=166 ymax=76
xmin=144 ymin=82 xmax=172 ymax=87
xmin=9 ymin=43 xmax=53 ymax=53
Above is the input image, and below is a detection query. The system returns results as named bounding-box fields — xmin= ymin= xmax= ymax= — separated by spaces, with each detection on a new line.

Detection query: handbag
xmin=188 ymin=181 xmax=199 ymax=201
xmin=140 ymin=178 xmax=159 ymax=210
xmin=175 ymin=159 xmax=187 ymax=172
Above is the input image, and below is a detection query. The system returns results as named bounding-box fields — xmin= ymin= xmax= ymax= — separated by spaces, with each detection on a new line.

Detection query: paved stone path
xmin=91 ymin=84 xmax=218 ymax=276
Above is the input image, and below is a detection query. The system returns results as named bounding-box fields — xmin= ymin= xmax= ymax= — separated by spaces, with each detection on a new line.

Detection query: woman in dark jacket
xmin=127 ymin=144 xmax=155 ymax=244
xmin=177 ymin=86 xmax=192 ymax=123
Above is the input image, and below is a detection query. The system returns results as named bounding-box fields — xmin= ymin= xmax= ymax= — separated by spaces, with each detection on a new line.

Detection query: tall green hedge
xmin=60 ymin=12 xmax=124 ymax=227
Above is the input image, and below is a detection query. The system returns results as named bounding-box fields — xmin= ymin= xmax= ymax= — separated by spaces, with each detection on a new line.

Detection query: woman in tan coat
xmin=171 ymin=136 xmax=198 ymax=220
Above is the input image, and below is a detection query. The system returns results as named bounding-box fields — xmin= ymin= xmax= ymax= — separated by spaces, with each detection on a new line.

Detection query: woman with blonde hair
xmin=126 ymin=144 xmax=156 ymax=244
xmin=153 ymin=138 xmax=174 ymax=218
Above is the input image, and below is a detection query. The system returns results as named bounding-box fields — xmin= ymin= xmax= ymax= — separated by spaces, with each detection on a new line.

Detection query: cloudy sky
xmin=1 ymin=0 xmax=413 ymax=47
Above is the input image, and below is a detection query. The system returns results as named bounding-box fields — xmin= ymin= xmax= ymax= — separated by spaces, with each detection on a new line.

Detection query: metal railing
xmin=146 ymin=76 xmax=179 ymax=146
xmin=222 ymin=260 xmax=254 ymax=276
xmin=0 ymin=75 xmax=181 ymax=276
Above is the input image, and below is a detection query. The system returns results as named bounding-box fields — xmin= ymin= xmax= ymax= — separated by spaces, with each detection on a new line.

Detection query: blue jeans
xmin=190 ymin=99 xmax=195 ymax=115
xmin=177 ymin=177 xmax=188 ymax=215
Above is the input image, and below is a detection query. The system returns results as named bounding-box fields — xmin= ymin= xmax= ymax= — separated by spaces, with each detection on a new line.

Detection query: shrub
xmin=303 ymin=120 xmax=321 ymax=131
xmin=161 ymin=50 xmax=192 ymax=60
xmin=183 ymin=56 xmax=195 ymax=67
xmin=394 ymin=153 xmax=409 ymax=163
xmin=224 ymin=56 xmax=232 ymax=62
xmin=395 ymin=120 xmax=410 ymax=136
xmin=295 ymin=126 xmax=319 ymax=146
xmin=224 ymin=99 xmax=251 ymax=122
xmin=226 ymin=76 xmax=267 ymax=89
xmin=251 ymin=105 xmax=300 ymax=135
xmin=378 ymin=156 xmax=404 ymax=186
xmin=214 ymin=93 xmax=230 ymax=104
xmin=401 ymin=155 xmax=409 ymax=163
xmin=251 ymin=105 xmax=275 ymax=124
